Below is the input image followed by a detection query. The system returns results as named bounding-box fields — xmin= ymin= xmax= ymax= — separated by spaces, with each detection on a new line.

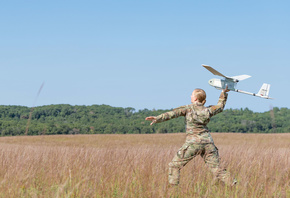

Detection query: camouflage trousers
xmin=168 ymin=142 xmax=233 ymax=186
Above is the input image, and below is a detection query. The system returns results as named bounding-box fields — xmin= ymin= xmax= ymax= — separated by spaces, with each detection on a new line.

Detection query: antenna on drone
xmin=25 ymin=82 xmax=45 ymax=135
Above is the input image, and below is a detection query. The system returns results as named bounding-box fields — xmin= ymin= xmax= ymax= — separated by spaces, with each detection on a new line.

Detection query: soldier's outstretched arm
xmin=155 ymin=108 xmax=187 ymax=124
xmin=145 ymin=107 xmax=187 ymax=125
xmin=209 ymin=85 xmax=230 ymax=116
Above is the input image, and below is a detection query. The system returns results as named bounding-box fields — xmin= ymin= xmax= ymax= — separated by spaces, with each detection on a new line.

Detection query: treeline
xmin=0 ymin=104 xmax=289 ymax=136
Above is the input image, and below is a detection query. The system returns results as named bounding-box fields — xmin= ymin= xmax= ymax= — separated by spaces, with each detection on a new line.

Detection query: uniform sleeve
xmin=155 ymin=107 xmax=187 ymax=123
xmin=208 ymin=91 xmax=228 ymax=117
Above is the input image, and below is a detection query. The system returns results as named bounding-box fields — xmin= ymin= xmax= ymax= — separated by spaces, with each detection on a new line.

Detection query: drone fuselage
xmin=208 ymin=78 xmax=237 ymax=91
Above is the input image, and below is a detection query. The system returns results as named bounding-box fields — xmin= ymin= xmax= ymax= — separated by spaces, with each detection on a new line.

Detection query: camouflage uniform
xmin=155 ymin=91 xmax=234 ymax=185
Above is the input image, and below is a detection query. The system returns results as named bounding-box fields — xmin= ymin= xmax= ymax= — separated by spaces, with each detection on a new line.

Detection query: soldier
xmin=145 ymin=86 xmax=237 ymax=186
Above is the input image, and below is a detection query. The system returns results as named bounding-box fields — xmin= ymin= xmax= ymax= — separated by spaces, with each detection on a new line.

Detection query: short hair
xmin=193 ymin=89 xmax=206 ymax=103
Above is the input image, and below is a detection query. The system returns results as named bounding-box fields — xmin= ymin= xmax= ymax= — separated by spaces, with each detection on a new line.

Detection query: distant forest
xmin=0 ymin=104 xmax=289 ymax=136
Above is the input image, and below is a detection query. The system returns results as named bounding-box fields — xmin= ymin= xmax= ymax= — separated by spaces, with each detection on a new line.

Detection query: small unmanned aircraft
xmin=202 ymin=65 xmax=273 ymax=99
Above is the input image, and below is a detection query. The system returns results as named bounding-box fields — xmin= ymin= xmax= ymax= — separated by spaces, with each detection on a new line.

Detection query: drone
xmin=202 ymin=65 xmax=273 ymax=99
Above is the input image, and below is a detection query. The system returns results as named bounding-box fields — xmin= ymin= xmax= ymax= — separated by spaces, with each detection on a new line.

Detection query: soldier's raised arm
xmin=209 ymin=85 xmax=230 ymax=117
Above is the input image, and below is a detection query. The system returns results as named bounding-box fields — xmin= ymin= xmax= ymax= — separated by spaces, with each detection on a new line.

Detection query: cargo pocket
xmin=206 ymin=143 xmax=218 ymax=152
xmin=177 ymin=143 xmax=190 ymax=159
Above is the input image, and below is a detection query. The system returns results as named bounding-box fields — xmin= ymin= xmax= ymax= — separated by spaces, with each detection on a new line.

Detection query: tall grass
xmin=0 ymin=133 xmax=289 ymax=197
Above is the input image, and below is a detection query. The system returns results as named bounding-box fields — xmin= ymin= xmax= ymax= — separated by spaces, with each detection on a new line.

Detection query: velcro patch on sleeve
xmin=211 ymin=106 xmax=217 ymax=111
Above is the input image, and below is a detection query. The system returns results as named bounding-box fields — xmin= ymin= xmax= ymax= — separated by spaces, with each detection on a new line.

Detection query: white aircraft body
xmin=202 ymin=65 xmax=273 ymax=99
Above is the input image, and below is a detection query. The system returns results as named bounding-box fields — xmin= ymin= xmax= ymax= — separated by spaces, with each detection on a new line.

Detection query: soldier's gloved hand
xmin=145 ymin=116 xmax=157 ymax=125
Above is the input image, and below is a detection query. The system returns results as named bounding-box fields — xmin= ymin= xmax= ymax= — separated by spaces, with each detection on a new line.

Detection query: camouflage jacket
xmin=155 ymin=91 xmax=228 ymax=143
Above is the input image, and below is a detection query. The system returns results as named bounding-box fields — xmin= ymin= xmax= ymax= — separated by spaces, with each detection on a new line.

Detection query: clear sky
xmin=0 ymin=1 xmax=289 ymax=112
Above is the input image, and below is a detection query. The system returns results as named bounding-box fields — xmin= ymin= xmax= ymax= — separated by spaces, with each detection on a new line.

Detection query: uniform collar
xmin=192 ymin=101 xmax=204 ymax=106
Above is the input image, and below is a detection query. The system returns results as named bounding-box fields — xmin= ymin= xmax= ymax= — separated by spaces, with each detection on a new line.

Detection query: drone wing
xmin=203 ymin=65 xmax=251 ymax=82
xmin=230 ymin=75 xmax=251 ymax=81
xmin=202 ymin=65 xmax=226 ymax=78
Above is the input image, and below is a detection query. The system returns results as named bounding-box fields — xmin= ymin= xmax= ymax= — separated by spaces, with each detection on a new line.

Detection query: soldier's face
xmin=191 ymin=91 xmax=198 ymax=103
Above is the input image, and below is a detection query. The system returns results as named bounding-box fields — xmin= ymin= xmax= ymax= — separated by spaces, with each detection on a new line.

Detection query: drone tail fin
xmin=257 ymin=83 xmax=271 ymax=98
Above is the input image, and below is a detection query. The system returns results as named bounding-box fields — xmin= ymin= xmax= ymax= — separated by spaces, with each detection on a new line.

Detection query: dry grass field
xmin=0 ymin=133 xmax=289 ymax=198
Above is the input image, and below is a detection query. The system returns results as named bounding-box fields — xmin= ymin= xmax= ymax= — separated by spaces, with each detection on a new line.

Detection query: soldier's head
xmin=191 ymin=89 xmax=206 ymax=105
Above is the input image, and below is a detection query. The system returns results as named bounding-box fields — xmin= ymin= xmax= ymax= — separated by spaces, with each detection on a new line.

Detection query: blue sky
xmin=0 ymin=1 xmax=289 ymax=112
